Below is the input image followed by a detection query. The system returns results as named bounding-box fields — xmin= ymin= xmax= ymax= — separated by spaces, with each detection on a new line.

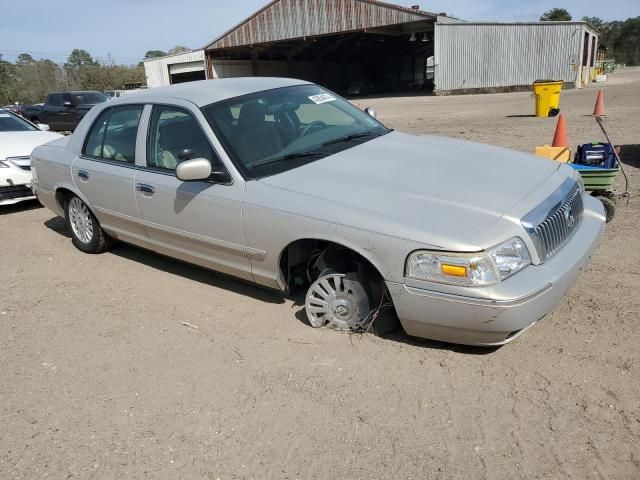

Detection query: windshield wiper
xmin=250 ymin=151 xmax=329 ymax=168
xmin=322 ymin=131 xmax=377 ymax=147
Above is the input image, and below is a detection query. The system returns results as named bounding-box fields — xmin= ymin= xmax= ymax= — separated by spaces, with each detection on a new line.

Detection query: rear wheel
xmin=548 ymin=108 xmax=560 ymax=117
xmin=65 ymin=196 xmax=112 ymax=253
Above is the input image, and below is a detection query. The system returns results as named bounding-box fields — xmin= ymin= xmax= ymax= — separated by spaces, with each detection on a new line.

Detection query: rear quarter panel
xmin=31 ymin=141 xmax=76 ymax=215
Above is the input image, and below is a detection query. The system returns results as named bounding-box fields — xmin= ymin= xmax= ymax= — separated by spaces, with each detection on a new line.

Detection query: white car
xmin=0 ymin=109 xmax=62 ymax=206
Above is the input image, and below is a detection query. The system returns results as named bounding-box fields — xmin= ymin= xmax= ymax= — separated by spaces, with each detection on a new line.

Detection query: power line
xmin=0 ymin=49 xmax=143 ymax=62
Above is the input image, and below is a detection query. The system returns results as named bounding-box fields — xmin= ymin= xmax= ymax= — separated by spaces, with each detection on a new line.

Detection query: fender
xmin=276 ymin=233 xmax=392 ymax=291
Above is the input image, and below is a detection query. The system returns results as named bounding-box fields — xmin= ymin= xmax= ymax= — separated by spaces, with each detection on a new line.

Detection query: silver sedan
xmin=31 ymin=78 xmax=605 ymax=346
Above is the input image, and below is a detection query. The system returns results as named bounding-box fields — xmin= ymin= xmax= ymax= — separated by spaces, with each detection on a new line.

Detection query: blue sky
xmin=1 ymin=0 xmax=637 ymax=65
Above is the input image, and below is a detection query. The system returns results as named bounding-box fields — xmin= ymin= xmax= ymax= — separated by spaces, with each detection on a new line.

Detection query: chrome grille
xmin=521 ymin=179 xmax=584 ymax=263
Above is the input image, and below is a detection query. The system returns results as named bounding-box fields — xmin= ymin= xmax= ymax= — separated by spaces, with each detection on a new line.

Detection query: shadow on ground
xmin=291 ymin=296 xmax=498 ymax=355
xmin=0 ymin=199 xmax=41 ymax=216
xmin=619 ymin=144 xmax=640 ymax=168
xmin=45 ymin=215 xmax=501 ymax=354
xmin=44 ymin=216 xmax=284 ymax=305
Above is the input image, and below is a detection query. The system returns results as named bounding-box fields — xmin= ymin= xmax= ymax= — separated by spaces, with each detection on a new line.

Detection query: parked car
xmin=104 ymin=90 xmax=126 ymax=99
xmin=38 ymin=91 xmax=108 ymax=132
xmin=347 ymin=81 xmax=375 ymax=96
xmin=0 ymin=109 xmax=62 ymax=205
xmin=21 ymin=103 xmax=45 ymax=122
xmin=2 ymin=103 xmax=22 ymax=115
xmin=31 ymin=78 xmax=605 ymax=346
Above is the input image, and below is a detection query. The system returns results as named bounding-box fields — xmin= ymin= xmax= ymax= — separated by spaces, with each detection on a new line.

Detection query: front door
xmin=135 ymin=104 xmax=252 ymax=281
xmin=72 ymin=104 xmax=148 ymax=247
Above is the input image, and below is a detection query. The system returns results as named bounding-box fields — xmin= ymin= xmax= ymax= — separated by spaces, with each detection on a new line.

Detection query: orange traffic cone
xmin=552 ymin=114 xmax=568 ymax=147
xmin=592 ymin=90 xmax=606 ymax=116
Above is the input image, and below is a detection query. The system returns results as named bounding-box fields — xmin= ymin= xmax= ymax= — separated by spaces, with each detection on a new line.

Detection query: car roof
xmin=108 ymin=77 xmax=311 ymax=107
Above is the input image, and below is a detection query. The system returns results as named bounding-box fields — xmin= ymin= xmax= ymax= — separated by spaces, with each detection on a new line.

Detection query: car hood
xmin=257 ymin=131 xmax=561 ymax=249
xmin=0 ymin=131 xmax=63 ymax=159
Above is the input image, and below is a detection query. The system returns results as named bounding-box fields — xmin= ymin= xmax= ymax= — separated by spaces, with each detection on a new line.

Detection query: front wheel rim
xmin=305 ymin=273 xmax=370 ymax=330
xmin=69 ymin=197 xmax=94 ymax=244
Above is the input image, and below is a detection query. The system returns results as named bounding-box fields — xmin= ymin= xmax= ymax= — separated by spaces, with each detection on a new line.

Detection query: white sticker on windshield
xmin=0 ymin=113 xmax=11 ymax=117
xmin=309 ymin=94 xmax=336 ymax=105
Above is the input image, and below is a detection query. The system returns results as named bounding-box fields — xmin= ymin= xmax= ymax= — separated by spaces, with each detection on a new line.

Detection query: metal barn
xmin=143 ymin=0 xmax=600 ymax=95
xmin=434 ymin=22 xmax=600 ymax=94
xmin=144 ymin=50 xmax=206 ymax=88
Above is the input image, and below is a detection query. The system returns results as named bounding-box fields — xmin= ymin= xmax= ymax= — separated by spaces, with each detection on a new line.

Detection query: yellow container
xmin=534 ymin=145 xmax=572 ymax=162
xmin=532 ymin=80 xmax=564 ymax=118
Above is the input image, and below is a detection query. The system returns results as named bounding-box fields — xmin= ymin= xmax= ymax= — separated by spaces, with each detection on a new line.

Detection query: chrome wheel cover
xmin=305 ymin=273 xmax=370 ymax=330
xmin=69 ymin=197 xmax=94 ymax=244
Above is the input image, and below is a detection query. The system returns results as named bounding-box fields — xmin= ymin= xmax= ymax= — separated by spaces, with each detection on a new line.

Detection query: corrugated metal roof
xmin=204 ymin=0 xmax=437 ymax=50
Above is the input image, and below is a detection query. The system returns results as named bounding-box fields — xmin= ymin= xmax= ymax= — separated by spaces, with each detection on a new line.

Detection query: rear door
xmin=72 ymin=104 xmax=149 ymax=247
xmin=134 ymin=103 xmax=252 ymax=280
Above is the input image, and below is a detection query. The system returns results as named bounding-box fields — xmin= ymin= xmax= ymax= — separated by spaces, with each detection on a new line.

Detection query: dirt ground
xmin=1 ymin=69 xmax=639 ymax=480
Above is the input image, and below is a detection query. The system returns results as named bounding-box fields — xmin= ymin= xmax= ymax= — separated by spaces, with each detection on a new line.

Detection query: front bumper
xmin=1 ymin=161 xmax=35 ymax=205
xmin=387 ymin=195 xmax=606 ymax=346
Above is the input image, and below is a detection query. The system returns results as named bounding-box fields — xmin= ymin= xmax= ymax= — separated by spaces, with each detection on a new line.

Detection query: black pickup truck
xmin=38 ymin=91 xmax=108 ymax=131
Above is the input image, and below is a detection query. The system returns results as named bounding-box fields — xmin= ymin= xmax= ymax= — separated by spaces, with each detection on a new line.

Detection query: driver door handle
xmin=77 ymin=170 xmax=90 ymax=181
xmin=136 ymin=183 xmax=155 ymax=195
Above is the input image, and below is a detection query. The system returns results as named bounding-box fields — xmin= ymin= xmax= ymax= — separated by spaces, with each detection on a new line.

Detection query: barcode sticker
xmin=309 ymin=94 xmax=336 ymax=105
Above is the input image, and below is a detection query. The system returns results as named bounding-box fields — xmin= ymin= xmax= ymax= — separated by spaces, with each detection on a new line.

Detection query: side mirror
xmin=364 ymin=107 xmax=377 ymax=119
xmin=37 ymin=123 xmax=50 ymax=131
xmin=176 ymin=158 xmax=212 ymax=182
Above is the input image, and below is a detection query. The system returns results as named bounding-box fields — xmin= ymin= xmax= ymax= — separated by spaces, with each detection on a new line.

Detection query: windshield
xmin=201 ymin=84 xmax=388 ymax=179
xmin=71 ymin=92 xmax=108 ymax=104
xmin=0 ymin=110 xmax=38 ymax=132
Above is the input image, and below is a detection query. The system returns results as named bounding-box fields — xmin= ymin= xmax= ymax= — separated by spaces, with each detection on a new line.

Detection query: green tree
xmin=540 ymin=8 xmax=572 ymax=21
xmin=17 ymin=53 xmax=35 ymax=64
xmin=582 ymin=16 xmax=604 ymax=31
xmin=610 ymin=17 xmax=640 ymax=65
xmin=0 ymin=59 xmax=16 ymax=104
xmin=65 ymin=49 xmax=97 ymax=68
xmin=166 ymin=46 xmax=191 ymax=55
xmin=144 ymin=50 xmax=167 ymax=60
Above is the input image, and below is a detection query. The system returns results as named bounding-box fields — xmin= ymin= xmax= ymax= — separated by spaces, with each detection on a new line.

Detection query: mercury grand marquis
xmin=31 ymin=78 xmax=606 ymax=346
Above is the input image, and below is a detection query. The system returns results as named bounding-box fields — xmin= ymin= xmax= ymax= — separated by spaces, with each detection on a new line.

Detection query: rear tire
xmin=65 ymin=195 xmax=112 ymax=253
xmin=548 ymin=108 xmax=560 ymax=117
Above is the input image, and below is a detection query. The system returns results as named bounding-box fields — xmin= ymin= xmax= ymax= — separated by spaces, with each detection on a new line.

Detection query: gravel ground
xmin=1 ymin=68 xmax=639 ymax=479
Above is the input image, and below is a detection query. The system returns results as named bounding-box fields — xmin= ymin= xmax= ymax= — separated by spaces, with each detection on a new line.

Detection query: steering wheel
xmin=300 ymin=121 xmax=326 ymax=137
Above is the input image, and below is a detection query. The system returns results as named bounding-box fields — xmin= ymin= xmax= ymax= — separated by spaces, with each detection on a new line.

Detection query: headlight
xmin=572 ymin=168 xmax=585 ymax=194
xmin=406 ymin=237 xmax=531 ymax=287
xmin=0 ymin=160 xmax=9 ymax=168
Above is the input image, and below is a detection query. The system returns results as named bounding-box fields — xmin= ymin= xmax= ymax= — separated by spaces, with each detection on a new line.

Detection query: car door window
xmin=48 ymin=94 xmax=63 ymax=107
xmin=82 ymin=106 xmax=143 ymax=163
xmin=147 ymin=105 xmax=216 ymax=171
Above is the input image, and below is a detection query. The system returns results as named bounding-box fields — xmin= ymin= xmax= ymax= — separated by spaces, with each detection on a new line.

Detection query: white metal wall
xmin=144 ymin=50 xmax=206 ymax=88
xmin=434 ymin=23 xmax=597 ymax=93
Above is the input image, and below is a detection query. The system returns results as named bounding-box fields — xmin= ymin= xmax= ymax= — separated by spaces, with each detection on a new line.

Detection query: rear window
xmin=0 ymin=111 xmax=38 ymax=132
xmin=83 ymin=105 xmax=143 ymax=163
xmin=69 ymin=92 xmax=108 ymax=105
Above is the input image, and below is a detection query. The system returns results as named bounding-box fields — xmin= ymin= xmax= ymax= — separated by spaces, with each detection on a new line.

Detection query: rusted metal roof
xmin=205 ymin=0 xmax=437 ymax=50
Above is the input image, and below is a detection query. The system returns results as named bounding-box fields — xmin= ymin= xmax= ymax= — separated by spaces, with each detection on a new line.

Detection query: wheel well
xmin=55 ymin=188 xmax=75 ymax=212
xmin=279 ymin=239 xmax=385 ymax=296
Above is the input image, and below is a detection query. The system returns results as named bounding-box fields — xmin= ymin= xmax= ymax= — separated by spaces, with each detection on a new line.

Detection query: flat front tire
xmin=65 ymin=196 xmax=112 ymax=253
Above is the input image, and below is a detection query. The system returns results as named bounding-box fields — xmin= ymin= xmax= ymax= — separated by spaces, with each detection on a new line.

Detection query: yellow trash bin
xmin=532 ymin=80 xmax=564 ymax=118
